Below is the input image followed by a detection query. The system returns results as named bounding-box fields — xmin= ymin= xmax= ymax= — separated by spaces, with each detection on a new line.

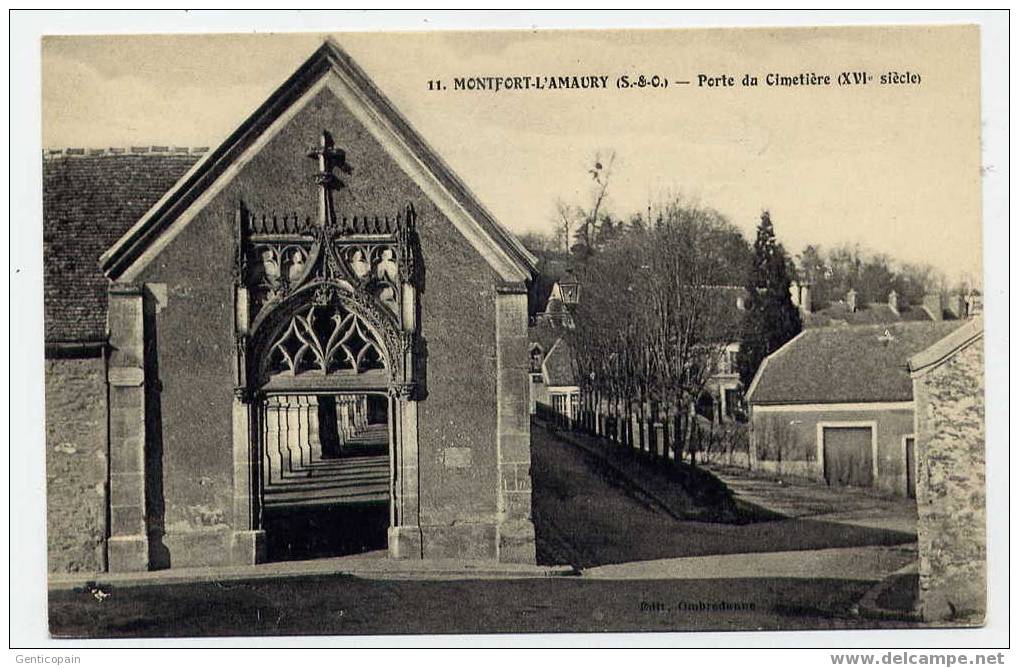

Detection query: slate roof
xmin=527 ymin=317 xmax=567 ymax=354
xmin=543 ymin=338 xmax=578 ymax=387
xmin=43 ymin=151 xmax=202 ymax=342
xmin=527 ymin=318 xmax=579 ymax=387
xmin=747 ymin=320 xmax=964 ymax=406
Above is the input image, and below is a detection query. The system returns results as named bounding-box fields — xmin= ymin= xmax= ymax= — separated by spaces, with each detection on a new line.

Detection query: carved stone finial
xmin=388 ymin=381 xmax=416 ymax=400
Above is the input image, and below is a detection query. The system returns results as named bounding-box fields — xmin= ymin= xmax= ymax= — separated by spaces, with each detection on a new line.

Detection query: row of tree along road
xmin=563 ymin=202 xmax=800 ymax=466
xmin=523 ymin=153 xmax=961 ymax=469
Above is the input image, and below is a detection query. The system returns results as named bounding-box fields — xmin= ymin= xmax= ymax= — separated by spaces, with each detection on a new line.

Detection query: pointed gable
xmin=100 ymin=39 xmax=536 ymax=283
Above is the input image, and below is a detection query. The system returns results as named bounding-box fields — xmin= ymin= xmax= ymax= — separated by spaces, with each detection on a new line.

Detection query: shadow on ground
xmin=530 ymin=424 xmax=916 ymax=569
xmin=49 ymin=574 xmax=910 ymax=637
xmin=875 ymin=572 xmax=919 ymax=613
xmin=264 ymin=503 xmax=389 ymax=562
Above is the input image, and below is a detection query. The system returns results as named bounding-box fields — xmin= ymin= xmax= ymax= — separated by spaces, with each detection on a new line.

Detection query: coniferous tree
xmin=737 ymin=211 xmax=803 ymax=389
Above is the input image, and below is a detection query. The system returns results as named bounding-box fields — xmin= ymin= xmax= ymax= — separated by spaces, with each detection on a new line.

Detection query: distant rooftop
xmin=748 ymin=320 xmax=964 ymax=406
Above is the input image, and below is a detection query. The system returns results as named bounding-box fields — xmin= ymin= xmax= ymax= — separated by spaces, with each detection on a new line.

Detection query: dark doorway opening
xmin=261 ymin=392 xmax=391 ymax=561
xmin=905 ymin=436 xmax=916 ymax=499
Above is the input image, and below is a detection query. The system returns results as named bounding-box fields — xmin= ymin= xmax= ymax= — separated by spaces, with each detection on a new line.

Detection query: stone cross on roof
xmin=307 ymin=130 xmax=348 ymax=228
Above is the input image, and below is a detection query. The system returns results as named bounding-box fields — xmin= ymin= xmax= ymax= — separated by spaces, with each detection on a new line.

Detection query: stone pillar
xmin=264 ymin=399 xmax=283 ymax=483
xmin=281 ymin=396 xmax=299 ymax=473
xmin=230 ymin=391 xmax=265 ymax=565
xmin=494 ymin=285 xmax=537 ymax=563
xmin=338 ymin=399 xmax=351 ymax=441
xmin=106 ymin=284 xmax=150 ymax=571
xmin=388 ymin=391 xmax=422 ymax=558
xmin=307 ymin=395 xmax=322 ymax=462
xmin=294 ymin=395 xmax=311 ymax=469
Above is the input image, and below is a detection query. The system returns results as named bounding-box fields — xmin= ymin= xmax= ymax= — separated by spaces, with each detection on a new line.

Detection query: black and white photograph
xmin=9 ymin=10 xmax=1009 ymax=655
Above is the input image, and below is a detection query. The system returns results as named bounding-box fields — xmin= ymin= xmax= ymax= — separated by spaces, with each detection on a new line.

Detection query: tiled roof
xmin=43 ymin=151 xmax=202 ymax=342
xmin=543 ymin=338 xmax=578 ymax=387
xmin=527 ymin=318 xmax=566 ymax=353
xmin=804 ymin=300 xmax=934 ymax=328
xmin=527 ymin=318 xmax=579 ymax=386
xmin=747 ymin=320 xmax=964 ymax=406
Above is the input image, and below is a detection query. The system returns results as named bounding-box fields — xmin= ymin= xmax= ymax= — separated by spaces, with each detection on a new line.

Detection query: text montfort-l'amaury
xmin=430 ymin=71 xmax=921 ymax=93
xmin=442 ymin=75 xmax=611 ymax=92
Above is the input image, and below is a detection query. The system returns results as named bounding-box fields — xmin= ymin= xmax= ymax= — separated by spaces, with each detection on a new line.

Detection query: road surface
xmin=48 ymin=424 xmax=919 ymax=637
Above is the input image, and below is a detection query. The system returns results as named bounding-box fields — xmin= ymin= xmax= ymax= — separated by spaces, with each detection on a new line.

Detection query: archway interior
xmin=261 ymin=391 xmax=392 ymax=561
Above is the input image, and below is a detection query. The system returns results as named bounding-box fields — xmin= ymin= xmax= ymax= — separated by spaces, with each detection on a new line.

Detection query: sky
xmin=41 ymin=26 xmax=983 ymax=283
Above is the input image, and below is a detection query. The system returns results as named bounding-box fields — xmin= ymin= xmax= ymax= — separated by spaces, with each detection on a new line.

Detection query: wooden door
xmin=822 ymin=426 xmax=874 ymax=488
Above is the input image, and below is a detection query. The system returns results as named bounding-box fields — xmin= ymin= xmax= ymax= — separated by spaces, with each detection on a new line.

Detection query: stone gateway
xmin=44 ymin=39 xmax=538 ymax=572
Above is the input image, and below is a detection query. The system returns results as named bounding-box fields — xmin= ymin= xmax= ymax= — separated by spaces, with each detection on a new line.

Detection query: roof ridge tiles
xmin=43 ymin=146 xmax=210 ymax=160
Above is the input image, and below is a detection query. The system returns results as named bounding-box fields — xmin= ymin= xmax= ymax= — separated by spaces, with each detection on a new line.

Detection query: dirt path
xmin=530 ymin=423 xmax=916 ymax=572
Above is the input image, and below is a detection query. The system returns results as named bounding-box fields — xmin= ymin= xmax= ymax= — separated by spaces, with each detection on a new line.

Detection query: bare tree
xmin=566 ymin=197 xmax=750 ymax=465
xmin=554 ymin=151 xmax=618 ymax=259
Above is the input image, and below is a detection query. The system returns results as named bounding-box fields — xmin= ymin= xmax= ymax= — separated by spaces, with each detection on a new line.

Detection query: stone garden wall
xmin=913 ymin=336 xmax=985 ymax=622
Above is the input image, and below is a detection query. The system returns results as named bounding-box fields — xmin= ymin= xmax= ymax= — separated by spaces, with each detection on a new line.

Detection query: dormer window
xmin=529 ymin=345 xmax=544 ymax=373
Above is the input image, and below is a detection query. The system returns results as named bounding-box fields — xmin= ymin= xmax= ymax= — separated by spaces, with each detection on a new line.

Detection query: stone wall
xmin=45 ymin=356 xmax=108 ymax=573
xmin=913 ymin=337 xmax=985 ymax=622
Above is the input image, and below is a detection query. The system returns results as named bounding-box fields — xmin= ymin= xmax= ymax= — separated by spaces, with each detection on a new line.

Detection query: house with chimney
xmin=790 ymin=280 xmax=975 ymax=328
xmin=745 ymin=320 xmax=964 ymax=496
xmin=527 ymin=274 xmax=580 ymax=420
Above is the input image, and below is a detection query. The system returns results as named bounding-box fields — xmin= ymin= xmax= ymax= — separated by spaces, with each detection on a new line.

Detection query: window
xmin=529 ymin=346 xmax=544 ymax=373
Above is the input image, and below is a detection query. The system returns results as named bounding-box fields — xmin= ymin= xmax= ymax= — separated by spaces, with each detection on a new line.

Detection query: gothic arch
xmin=246 ymin=280 xmax=403 ymax=392
xmin=229 ymin=131 xmax=423 ymax=564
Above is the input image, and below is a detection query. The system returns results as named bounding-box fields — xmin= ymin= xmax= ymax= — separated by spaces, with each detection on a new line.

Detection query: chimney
xmin=799 ymin=282 xmax=812 ymax=314
xmin=846 ymin=288 xmax=857 ymax=313
xmin=888 ymin=289 xmax=899 ymax=315
xmin=965 ymin=290 xmax=983 ymax=316
xmin=945 ymin=293 xmax=966 ymax=319
xmin=922 ymin=293 xmax=944 ymax=321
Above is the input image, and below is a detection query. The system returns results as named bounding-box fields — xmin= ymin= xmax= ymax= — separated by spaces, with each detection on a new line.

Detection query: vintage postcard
xmin=37 ymin=23 xmax=988 ymax=640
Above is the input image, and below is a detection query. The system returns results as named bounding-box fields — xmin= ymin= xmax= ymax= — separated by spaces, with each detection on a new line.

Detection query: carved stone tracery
xmin=236 ymin=130 xmax=419 ymax=391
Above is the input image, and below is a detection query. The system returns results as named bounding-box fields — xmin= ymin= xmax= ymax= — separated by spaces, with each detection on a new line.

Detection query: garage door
xmin=822 ymin=426 xmax=874 ymax=488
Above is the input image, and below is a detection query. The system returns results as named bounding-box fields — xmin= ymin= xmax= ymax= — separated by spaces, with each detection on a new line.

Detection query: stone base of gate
xmin=231 ymin=529 xmax=267 ymax=565
xmin=420 ymin=523 xmax=499 ymax=561
xmin=390 ymin=522 xmax=536 ymax=563
xmin=497 ymin=519 xmax=537 ymax=564
xmin=107 ymin=534 xmax=150 ymax=572
xmin=388 ymin=525 xmax=423 ymax=559
xmin=390 ymin=524 xmax=501 ymax=561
